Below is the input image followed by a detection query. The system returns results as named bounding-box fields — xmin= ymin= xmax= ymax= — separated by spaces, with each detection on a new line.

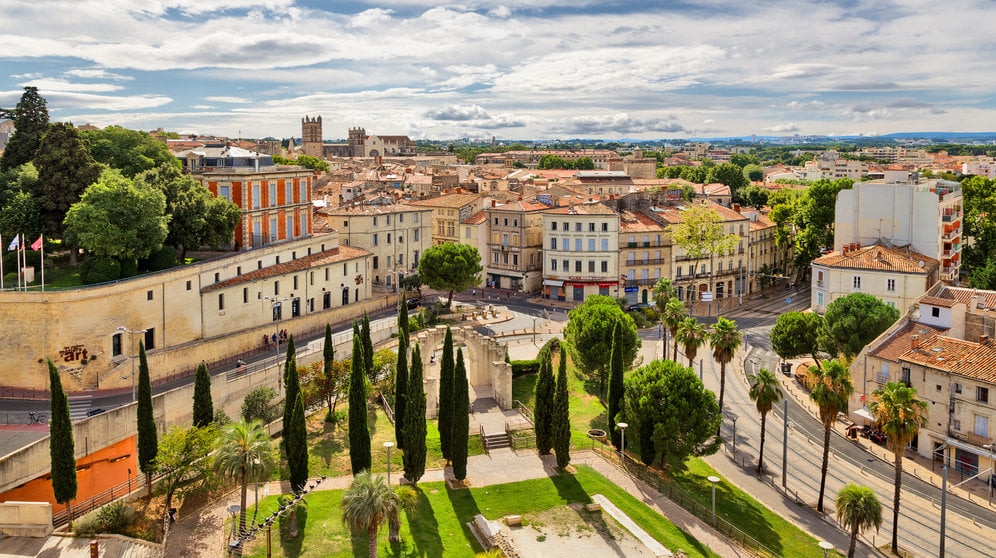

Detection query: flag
xmin=6 ymin=234 xmax=18 ymax=251
xmin=30 ymin=235 xmax=42 ymax=251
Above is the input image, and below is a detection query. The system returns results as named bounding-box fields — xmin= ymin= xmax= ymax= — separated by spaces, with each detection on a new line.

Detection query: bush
xmin=74 ymin=501 xmax=135 ymax=536
xmin=241 ymin=386 xmax=277 ymax=424
xmin=510 ymin=359 xmax=541 ymax=377
xmin=140 ymin=245 xmax=177 ymax=272
xmin=213 ymin=407 xmax=232 ymax=426
xmin=80 ymin=256 xmax=121 ymax=284
xmin=119 ymin=258 xmax=138 ymax=278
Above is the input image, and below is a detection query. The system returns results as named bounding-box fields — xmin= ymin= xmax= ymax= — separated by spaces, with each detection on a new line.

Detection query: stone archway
xmin=412 ymin=325 xmax=512 ymax=415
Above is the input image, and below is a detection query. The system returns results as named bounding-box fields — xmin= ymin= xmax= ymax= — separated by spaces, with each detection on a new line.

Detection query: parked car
xmin=628 ymin=302 xmax=652 ymax=311
xmin=406 ymin=297 xmax=421 ymax=310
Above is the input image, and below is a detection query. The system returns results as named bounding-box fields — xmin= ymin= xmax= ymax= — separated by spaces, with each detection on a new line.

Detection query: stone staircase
xmin=482 ymin=432 xmax=511 ymax=451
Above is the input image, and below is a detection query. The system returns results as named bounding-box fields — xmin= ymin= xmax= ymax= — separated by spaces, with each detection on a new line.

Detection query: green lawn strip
xmin=672 ymin=458 xmax=833 ymax=558
xmin=513 ymin=369 xmax=608 ymax=448
xmin=243 ymin=465 xmax=717 ymax=557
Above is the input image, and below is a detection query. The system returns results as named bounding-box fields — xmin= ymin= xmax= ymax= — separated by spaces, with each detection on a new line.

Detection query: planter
xmin=587 ymin=429 xmax=607 ymax=442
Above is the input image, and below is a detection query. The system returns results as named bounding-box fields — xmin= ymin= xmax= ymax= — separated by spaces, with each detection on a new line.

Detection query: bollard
xmin=89 ymin=541 xmax=99 ymax=558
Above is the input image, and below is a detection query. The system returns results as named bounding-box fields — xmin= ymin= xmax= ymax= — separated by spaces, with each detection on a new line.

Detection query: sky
xmin=1 ymin=0 xmax=994 ymax=142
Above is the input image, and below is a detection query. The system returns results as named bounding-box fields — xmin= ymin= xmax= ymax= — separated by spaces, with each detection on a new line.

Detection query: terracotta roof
xmin=407 ymin=193 xmax=482 ymax=208
xmin=812 ymin=243 xmax=939 ymax=275
xmin=488 ymin=200 xmax=551 ymax=212
xmin=935 ymin=286 xmax=996 ymax=310
xmin=461 ymin=210 xmax=488 ymax=225
xmin=869 ymin=321 xmax=948 ymax=361
xmin=203 ymin=245 xmax=370 ymax=293
xmin=619 ymin=210 xmax=668 ymax=232
xmin=320 ymin=203 xmax=427 ymax=216
xmin=899 ymin=336 xmax=996 ymax=382
xmin=545 ymin=202 xmax=617 ymax=215
xmin=919 ymin=295 xmax=957 ymax=308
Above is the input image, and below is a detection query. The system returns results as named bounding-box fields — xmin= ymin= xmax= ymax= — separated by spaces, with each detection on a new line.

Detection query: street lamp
xmin=617 ymin=422 xmax=628 ymax=464
xmin=384 ymin=441 xmax=395 ymax=485
xmin=227 ymin=504 xmax=241 ymax=544
xmin=263 ymin=296 xmax=287 ymax=392
xmin=117 ymin=326 xmax=147 ymax=402
xmin=708 ymin=475 xmax=720 ymax=525
xmin=817 ymin=541 xmax=834 ymax=558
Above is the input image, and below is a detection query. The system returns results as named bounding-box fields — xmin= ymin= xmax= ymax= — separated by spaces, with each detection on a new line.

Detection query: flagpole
xmin=40 ymin=235 xmax=44 ymax=292
xmin=16 ymin=233 xmax=21 ymax=291
xmin=0 ymin=233 xmax=4 ymax=291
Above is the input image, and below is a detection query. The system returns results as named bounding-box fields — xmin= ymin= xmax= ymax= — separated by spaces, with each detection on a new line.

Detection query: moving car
xmin=628 ymin=302 xmax=652 ymax=311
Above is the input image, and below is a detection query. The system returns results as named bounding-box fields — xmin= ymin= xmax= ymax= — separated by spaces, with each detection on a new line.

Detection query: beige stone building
xmin=459 ymin=210 xmax=490 ymax=289
xmin=485 ymin=199 xmax=549 ymax=292
xmin=618 ymin=210 xmax=670 ymax=305
xmin=408 ymin=192 xmax=488 ymax=246
xmin=541 ymin=202 xmax=621 ymax=302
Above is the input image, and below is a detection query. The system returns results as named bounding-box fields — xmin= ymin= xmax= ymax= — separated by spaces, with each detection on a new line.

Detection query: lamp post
xmin=384 ymin=441 xmax=395 ymax=485
xmin=226 ymin=504 xmax=241 ymax=545
xmin=817 ymin=541 xmax=834 ymax=558
xmin=707 ymin=475 xmax=720 ymax=525
xmin=117 ymin=326 xmax=146 ymax=402
xmin=617 ymin=422 xmax=628 ymax=464
xmin=263 ymin=296 xmax=286 ymax=393
xmin=940 ymin=443 xmax=949 ymax=557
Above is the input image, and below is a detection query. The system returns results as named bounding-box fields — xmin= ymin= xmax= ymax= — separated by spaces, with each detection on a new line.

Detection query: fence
xmin=52 ymin=472 xmax=156 ymax=530
xmin=590 ymin=442 xmax=777 ymax=558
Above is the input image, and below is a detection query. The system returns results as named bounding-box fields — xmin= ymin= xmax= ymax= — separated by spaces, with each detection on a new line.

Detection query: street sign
xmin=786 ymin=297 xmax=791 ymax=304
xmin=701 ymin=292 xmax=713 ymax=302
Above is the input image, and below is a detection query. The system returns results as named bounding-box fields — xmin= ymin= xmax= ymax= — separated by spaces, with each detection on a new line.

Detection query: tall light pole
xmin=708 ymin=475 xmax=720 ymax=525
xmin=264 ymin=296 xmax=287 ymax=395
xmin=617 ymin=422 xmax=628 ymax=464
xmin=384 ymin=441 xmax=394 ymax=484
xmin=118 ymin=326 xmax=146 ymax=402
xmin=782 ymin=398 xmax=788 ymax=489
xmin=940 ymin=443 xmax=949 ymax=557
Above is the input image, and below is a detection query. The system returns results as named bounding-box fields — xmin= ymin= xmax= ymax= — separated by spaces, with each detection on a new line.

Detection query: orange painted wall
xmin=0 ymin=436 xmax=138 ymax=513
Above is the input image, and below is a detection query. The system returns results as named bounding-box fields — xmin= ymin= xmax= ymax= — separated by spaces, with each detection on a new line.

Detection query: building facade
xmin=541 ymin=202 xmax=621 ymax=302
xmin=617 ymin=209 xmax=670 ymax=305
xmin=408 ymin=192 xmax=488 ymax=246
xmin=485 ymin=200 xmax=549 ymax=292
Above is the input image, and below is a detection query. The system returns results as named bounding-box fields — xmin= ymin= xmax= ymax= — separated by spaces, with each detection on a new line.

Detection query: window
xmin=601 ymin=261 xmax=608 ymax=272
xmin=676 ymin=267 xmax=683 ymax=277
xmin=493 ymin=252 xmax=499 ymax=263
xmin=494 ymin=217 xmax=499 ymax=225
xmin=575 ymin=223 xmax=582 ymax=232
xmin=466 ymin=228 xmax=471 ymax=239
xmin=563 ymin=222 xmax=568 ymax=231
xmin=274 ymin=281 xmax=280 ymax=295
xmin=243 ymin=287 xmax=248 ymax=304
xmin=551 ymin=259 xmax=558 ymax=270
xmin=513 ymin=219 xmax=518 ymax=227
xmin=373 ymin=216 xmax=378 ymax=227
xmin=550 ymin=238 xmax=557 ymax=249
xmin=253 ymin=184 xmax=261 ymax=209
xmin=112 ymin=333 xmax=122 ymax=357
xmin=575 ymin=261 xmax=582 ymax=273
xmin=977 ymin=386 xmax=990 ymax=403
xmin=186 ymin=280 xmax=191 ymax=291
xmin=373 ymin=233 xmax=379 ymax=246
xmin=562 ymin=238 xmax=569 ymax=250
xmin=552 ymin=222 xmax=558 ymax=230
xmin=218 ymin=293 xmax=225 ymax=311
xmin=293 ymin=276 xmax=299 ymax=290
xmin=147 ymin=290 xmax=154 ymax=301
xmin=853 ymin=276 xmax=862 ymax=289
xmin=144 ymin=329 xmax=155 ymax=350
xmin=602 ymin=223 xmax=609 ymax=232
xmin=932 ymin=307 xmax=940 ymax=318
xmin=900 ymin=367 xmax=911 ymax=386
xmin=588 ymin=261 xmax=595 ymax=273
xmin=954 ymin=383 xmax=963 ymax=394
xmin=575 ymin=239 xmax=582 ymax=251
xmin=387 ymin=233 xmax=392 ymax=244
xmin=373 ymin=256 xmax=379 ymax=269
xmin=601 ymin=239 xmax=608 ymax=251
xmin=588 ymin=239 xmax=595 ymax=251
xmin=219 ymin=185 xmax=230 ymax=201
xmin=513 ymin=255 xmax=518 ymax=266
xmin=589 ymin=222 xmax=595 ymax=232
xmin=887 ymin=278 xmax=896 ymax=292
xmin=975 ymin=415 xmax=990 ymax=438
xmin=269 ymin=183 xmax=277 ymax=207
xmin=323 ymin=291 xmax=331 ymax=309
xmin=503 ymin=218 xmax=508 ymax=226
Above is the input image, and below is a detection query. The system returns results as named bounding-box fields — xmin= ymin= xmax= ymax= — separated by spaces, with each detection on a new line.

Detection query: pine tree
xmin=607 ymin=320 xmax=625 ymax=449
xmin=48 ymin=359 xmax=77 ymax=523
xmin=348 ymin=333 xmax=371 ymax=475
xmin=192 ymin=361 xmax=213 ymax=427
xmin=282 ymin=334 xmax=299 ymax=443
xmin=451 ymin=347 xmax=470 ymax=481
xmin=394 ymin=332 xmax=409 ymax=450
xmin=534 ymin=350 xmax=555 ymax=455
xmin=361 ymin=313 xmax=374 ymax=382
xmin=402 ymin=343 xmax=427 ymax=486
xmin=136 ymin=342 xmax=158 ymax=496
xmin=437 ymin=326 xmax=455 ymax=462
xmin=553 ymin=349 xmax=572 ymax=470
xmin=287 ymin=393 xmax=309 ymax=493
xmin=322 ymin=324 xmax=335 ymax=420
xmin=0 ymin=86 xmax=49 ymax=172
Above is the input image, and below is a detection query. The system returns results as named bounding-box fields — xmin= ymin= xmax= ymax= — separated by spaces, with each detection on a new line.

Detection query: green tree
xmin=835 ymin=484 xmax=883 ymax=558
xmin=388 ymin=485 xmax=418 ymax=543
xmin=417 ymin=243 xmax=483 ymax=305
xmin=607 ymin=320 xmax=625 ymax=450
xmin=63 ymin=168 xmax=168 ymax=261
xmin=969 ymin=257 xmax=996 ymax=290
xmin=287 ymin=393 xmax=310 ymax=493
xmin=661 ymin=297 xmax=687 ymax=362
xmin=0 ymin=163 xmax=42 ymax=239
xmin=48 ymin=359 xmax=77 ymax=524
xmin=819 ymin=293 xmax=899 ymax=360
xmin=622 ymin=359 xmax=721 ymax=471
xmin=394 ymin=331 xmax=409 ymax=450
xmin=437 ymin=326 xmax=455 ymax=462
xmin=451 ymin=347 xmax=470 ymax=481
xmin=666 ymin=203 xmax=740 ymax=312
xmin=742 ymin=184 xmax=769 ymax=208
xmin=0 ymin=86 xmax=49 ymax=172
xmin=770 ymin=311 xmax=826 ymax=371
xmin=34 ymin=123 xmax=102 ymax=262
xmin=809 ymin=359 xmax=854 ymax=513
xmin=710 ymin=317 xmax=742 ymax=433
xmin=286 ymin=154 xmax=330 ymax=172
xmin=241 ymin=386 xmax=276 ymax=424
xmin=789 ymin=178 xmax=853 ymax=274
xmin=361 ymin=314 xmax=374 ymax=381
xmin=341 ymin=470 xmax=410 ymax=558
xmin=552 ymin=348 xmax=572 ymax=470
xmin=282 ymin=334 xmax=299 ymax=445
xmin=534 ymin=349 xmax=555 ymax=455
xmin=349 ymin=334 xmax=371 ymax=475
xmin=192 ymin=361 xmax=213 ymax=428
xmin=870 ymin=382 xmax=929 ymax=555
xmin=136 ymin=342 xmax=157 ymax=496
xmin=747 ymin=368 xmax=783 ymax=474
xmin=402 ymin=344 xmax=427 ymax=486
xmin=675 ymin=317 xmax=707 ymax=368
xmin=563 ymin=295 xmax=640 ymax=399
xmin=80 ymin=126 xmax=177 ymax=178
xmin=322 ymin=324 xmax=338 ymax=421
xmin=707 ymin=162 xmax=749 ymax=202
xmin=742 ymin=164 xmax=765 ymax=184
xmin=651 ymin=277 xmax=676 ymax=313
xmin=154 ymin=425 xmax=217 ymax=512
xmin=213 ymin=419 xmax=277 ymax=535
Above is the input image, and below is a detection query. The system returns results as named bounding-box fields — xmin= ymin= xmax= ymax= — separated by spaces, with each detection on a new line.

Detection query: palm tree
xmin=675 ymin=316 xmax=706 ymax=368
xmin=808 ymin=359 xmax=853 ymax=513
xmin=214 ymin=419 xmax=277 ymax=538
xmin=710 ymin=316 xmax=742 ymax=431
xmin=870 ymin=381 xmax=928 ymax=555
xmin=388 ymin=485 xmax=418 ymax=543
xmin=748 ymin=368 xmax=783 ymax=474
xmin=652 ymin=277 xmax=676 ymax=313
xmin=342 ymin=470 xmax=417 ymax=558
xmin=661 ymin=297 xmax=686 ymax=362
xmin=835 ymin=484 xmax=882 ymax=558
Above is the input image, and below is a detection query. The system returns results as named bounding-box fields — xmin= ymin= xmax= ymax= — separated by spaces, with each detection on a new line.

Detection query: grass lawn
xmin=243 ymin=465 xmax=719 ymax=558
xmin=512 ymin=356 xmax=607 ymax=448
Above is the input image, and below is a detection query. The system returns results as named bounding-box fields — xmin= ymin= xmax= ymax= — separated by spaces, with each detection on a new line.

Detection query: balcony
xmin=623 ymin=278 xmax=659 ymax=287
xmin=951 ymin=430 xmax=993 ymax=448
xmin=625 ymin=258 xmax=665 ymax=266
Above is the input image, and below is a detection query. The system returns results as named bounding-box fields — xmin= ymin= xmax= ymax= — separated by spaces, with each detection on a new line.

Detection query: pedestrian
xmin=272 ymin=333 xmax=278 ymax=345
xmin=472 ymin=288 xmax=476 ymax=297
xmin=263 ymin=334 xmax=269 ymax=347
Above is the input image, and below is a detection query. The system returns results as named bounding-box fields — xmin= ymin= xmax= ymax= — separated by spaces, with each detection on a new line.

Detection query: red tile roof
xmin=812 ymin=243 xmax=939 ymax=275
xmin=202 ymin=245 xmax=370 ymax=292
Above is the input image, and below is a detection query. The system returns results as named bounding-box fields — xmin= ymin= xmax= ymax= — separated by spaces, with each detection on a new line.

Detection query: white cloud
xmin=204 ymin=96 xmax=252 ymax=104
xmin=64 ymin=68 xmax=133 ymax=81
xmin=766 ymin=123 xmax=800 ymax=133
xmin=20 ymin=78 xmax=124 ymax=93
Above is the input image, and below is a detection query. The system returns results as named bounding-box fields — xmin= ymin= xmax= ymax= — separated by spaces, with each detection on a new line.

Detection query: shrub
xmin=213 ymin=407 xmax=232 ymax=426
xmin=74 ymin=501 xmax=134 ymax=536
xmin=80 ymin=256 xmax=121 ymax=284
xmin=140 ymin=245 xmax=177 ymax=272
xmin=241 ymin=386 xmax=277 ymax=424
xmin=510 ymin=359 xmax=540 ymax=377
xmin=119 ymin=258 xmax=139 ymax=278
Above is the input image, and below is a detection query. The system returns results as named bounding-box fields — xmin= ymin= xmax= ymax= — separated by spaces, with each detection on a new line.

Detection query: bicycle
xmin=27 ymin=411 xmax=46 ymax=424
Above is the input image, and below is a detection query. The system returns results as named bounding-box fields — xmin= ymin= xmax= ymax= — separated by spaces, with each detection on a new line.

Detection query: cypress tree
xmin=553 ymin=349 xmax=572 ymax=470
xmin=48 ymin=359 xmax=77 ymax=522
xmin=451 ymin=347 xmax=470 ymax=481
xmin=322 ymin=324 xmax=335 ymax=421
xmin=394 ymin=332 xmax=408 ymax=450
xmin=192 ymin=361 xmax=213 ymax=427
xmin=282 ymin=334 xmax=299 ymax=442
xmin=534 ymin=350 xmax=555 ymax=455
xmin=398 ymin=296 xmax=410 ymax=338
xmin=348 ymin=333 xmax=371 ymax=475
xmin=437 ymin=326 xmax=455 ymax=462
xmin=136 ymin=342 xmax=157 ymax=496
xmin=288 ymin=392 xmax=309 ymax=493
xmin=608 ymin=320 xmax=625 ymax=450
xmin=0 ymin=86 xmax=49 ymax=172
xmin=402 ymin=343 xmax=427 ymax=486
xmin=361 ymin=313 xmax=374 ymax=382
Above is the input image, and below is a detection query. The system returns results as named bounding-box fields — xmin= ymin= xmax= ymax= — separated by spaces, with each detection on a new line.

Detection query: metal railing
xmin=52 ymin=472 xmax=156 ymax=529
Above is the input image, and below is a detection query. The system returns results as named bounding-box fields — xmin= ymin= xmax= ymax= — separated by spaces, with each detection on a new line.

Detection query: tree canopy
xmin=417 ymin=242 xmax=482 ymax=305
xmin=819 ymin=293 xmax=899 ymax=360
xmin=34 ymin=122 xmax=102 ymax=241
xmin=770 ymin=311 xmax=826 ymax=369
xmin=81 ymin=126 xmax=177 ymax=177
xmin=563 ymin=295 xmax=640 ymax=399
xmin=0 ymin=87 xmax=49 ymax=172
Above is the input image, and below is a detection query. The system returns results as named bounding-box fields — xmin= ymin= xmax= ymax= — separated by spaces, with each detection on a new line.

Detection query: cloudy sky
xmin=1 ymin=0 xmax=994 ymax=141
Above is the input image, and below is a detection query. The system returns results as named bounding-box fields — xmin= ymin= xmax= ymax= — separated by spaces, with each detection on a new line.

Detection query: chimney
xmin=491 ymin=200 xmax=496 ymax=207
xmin=910 ymin=335 xmax=920 ymax=350
xmin=733 ymin=203 xmax=741 ymax=213
xmin=981 ymin=334 xmax=990 ymax=344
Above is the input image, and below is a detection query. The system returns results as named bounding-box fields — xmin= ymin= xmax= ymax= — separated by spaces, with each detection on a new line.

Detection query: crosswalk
xmin=68 ymin=394 xmax=93 ymax=421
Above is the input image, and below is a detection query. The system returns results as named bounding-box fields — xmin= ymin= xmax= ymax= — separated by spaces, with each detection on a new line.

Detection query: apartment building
xmin=408 ymin=192 xmax=488 ymax=246
xmin=541 ymin=202 xmax=621 ymax=302
xmin=485 ymin=199 xmax=549 ymax=292
xmin=618 ymin=210 xmax=670 ymax=305
xmin=458 ymin=210 xmax=489 ymax=289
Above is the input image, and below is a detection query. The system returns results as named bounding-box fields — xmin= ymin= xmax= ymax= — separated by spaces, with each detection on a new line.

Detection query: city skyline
xmin=2 ymin=1 xmax=995 ymax=141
